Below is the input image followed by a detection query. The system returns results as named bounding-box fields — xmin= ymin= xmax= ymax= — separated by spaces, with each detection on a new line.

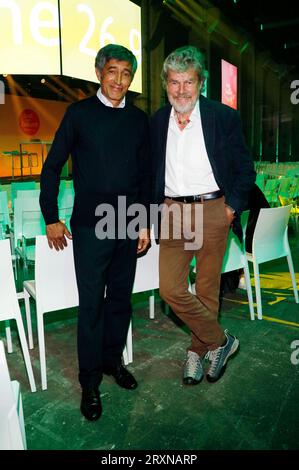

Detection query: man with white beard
xmin=151 ymin=45 xmax=255 ymax=386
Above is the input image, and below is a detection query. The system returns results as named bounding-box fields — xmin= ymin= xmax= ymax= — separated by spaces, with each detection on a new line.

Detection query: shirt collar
xmin=97 ymin=88 xmax=126 ymax=108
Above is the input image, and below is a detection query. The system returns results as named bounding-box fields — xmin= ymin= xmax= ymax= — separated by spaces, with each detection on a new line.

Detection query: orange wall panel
xmin=0 ymin=94 xmax=68 ymax=177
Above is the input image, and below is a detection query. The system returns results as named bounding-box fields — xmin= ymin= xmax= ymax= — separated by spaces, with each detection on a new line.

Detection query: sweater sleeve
xmin=39 ymin=105 xmax=75 ymax=225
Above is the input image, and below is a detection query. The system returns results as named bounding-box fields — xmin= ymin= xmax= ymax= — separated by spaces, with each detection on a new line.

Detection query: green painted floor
xmin=2 ymin=233 xmax=299 ymax=451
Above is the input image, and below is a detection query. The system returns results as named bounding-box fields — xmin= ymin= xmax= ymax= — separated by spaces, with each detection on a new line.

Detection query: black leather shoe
xmin=104 ymin=364 xmax=138 ymax=390
xmin=80 ymin=387 xmax=102 ymax=421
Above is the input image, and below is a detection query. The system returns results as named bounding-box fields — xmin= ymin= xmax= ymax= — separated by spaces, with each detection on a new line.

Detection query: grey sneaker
xmin=205 ymin=330 xmax=239 ymax=383
xmin=183 ymin=351 xmax=204 ymax=385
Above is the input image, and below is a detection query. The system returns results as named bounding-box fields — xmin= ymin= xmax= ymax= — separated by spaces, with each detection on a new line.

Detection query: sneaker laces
xmin=205 ymin=348 xmax=222 ymax=375
xmin=185 ymin=351 xmax=201 ymax=376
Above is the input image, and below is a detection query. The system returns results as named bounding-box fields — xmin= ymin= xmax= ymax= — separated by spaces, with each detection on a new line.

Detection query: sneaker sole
xmin=206 ymin=339 xmax=240 ymax=383
xmin=183 ymin=375 xmax=204 ymax=386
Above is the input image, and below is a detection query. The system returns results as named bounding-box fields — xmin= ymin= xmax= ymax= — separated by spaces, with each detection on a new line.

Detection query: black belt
xmin=167 ymin=190 xmax=223 ymax=204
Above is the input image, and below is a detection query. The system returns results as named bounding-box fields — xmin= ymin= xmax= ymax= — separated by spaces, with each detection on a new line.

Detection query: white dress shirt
xmin=165 ymin=101 xmax=219 ymax=197
xmin=96 ymin=88 xmax=126 ymax=108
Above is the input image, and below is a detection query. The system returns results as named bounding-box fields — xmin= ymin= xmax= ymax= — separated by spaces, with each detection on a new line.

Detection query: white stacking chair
xmin=0 ymin=239 xmax=36 ymax=392
xmin=58 ymin=186 xmax=74 ymax=203
xmin=0 ymin=190 xmax=17 ymax=279
xmin=16 ymin=189 xmax=41 ymax=199
xmin=133 ymin=238 xmax=160 ymax=319
xmin=0 ymin=190 xmax=11 ymax=239
xmin=221 ymin=211 xmax=255 ymax=320
xmin=23 ymin=235 xmax=79 ymax=390
xmin=246 ymin=205 xmax=299 ymax=319
xmin=59 ymin=179 xmax=74 ymax=191
xmin=23 ymin=235 xmax=130 ymax=389
xmin=11 ymin=181 xmax=36 ymax=206
xmin=0 ymin=341 xmax=27 ymax=450
xmin=13 ymin=197 xmax=46 ymax=277
xmin=58 ymin=188 xmax=74 ymax=230
xmin=123 ymin=239 xmax=160 ymax=365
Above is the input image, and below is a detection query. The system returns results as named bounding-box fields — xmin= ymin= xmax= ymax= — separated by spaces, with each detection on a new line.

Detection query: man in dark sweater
xmin=40 ymin=44 xmax=151 ymax=421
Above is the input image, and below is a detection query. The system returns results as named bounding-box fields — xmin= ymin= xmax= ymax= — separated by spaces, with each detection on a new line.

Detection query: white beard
xmin=168 ymin=94 xmax=199 ymax=114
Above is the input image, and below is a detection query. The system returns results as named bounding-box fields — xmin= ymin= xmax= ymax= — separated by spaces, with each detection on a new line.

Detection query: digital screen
xmin=0 ymin=0 xmax=60 ymax=74
xmin=60 ymin=0 xmax=142 ymax=93
xmin=0 ymin=0 xmax=142 ymax=93
xmin=221 ymin=59 xmax=237 ymax=110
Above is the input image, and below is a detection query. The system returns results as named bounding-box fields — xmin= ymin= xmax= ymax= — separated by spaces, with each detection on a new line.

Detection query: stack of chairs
xmin=254 ymin=161 xmax=299 ymax=229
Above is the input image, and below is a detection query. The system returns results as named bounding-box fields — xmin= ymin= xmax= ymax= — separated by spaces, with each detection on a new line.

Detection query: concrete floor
xmin=2 ymin=235 xmax=299 ymax=451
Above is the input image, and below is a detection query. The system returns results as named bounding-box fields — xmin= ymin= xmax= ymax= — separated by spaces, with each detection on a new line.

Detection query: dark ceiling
xmin=209 ymin=0 xmax=299 ymax=75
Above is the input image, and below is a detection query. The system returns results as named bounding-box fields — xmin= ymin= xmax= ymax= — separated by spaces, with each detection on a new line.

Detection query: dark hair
xmin=95 ymin=44 xmax=138 ymax=78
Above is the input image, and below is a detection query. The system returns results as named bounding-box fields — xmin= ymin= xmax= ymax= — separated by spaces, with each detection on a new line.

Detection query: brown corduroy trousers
xmin=159 ymin=196 xmax=230 ymax=357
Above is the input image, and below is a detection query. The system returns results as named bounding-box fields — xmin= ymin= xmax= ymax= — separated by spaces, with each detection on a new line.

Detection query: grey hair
xmin=161 ymin=45 xmax=209 ymax=88
xmin=95 ymin=44 xmax=138 ymax=78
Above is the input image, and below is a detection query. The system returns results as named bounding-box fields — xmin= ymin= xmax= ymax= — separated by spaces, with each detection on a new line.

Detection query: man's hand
xmin=225 ymin=205 xmax=236 ymax=225
xmin=137 ymin=228 xmax=151 ymax=255
xmin=46 ymin=221 xmax=72 ymax=251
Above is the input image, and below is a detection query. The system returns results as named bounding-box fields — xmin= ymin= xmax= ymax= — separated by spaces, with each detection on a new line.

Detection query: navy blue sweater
xmin=40 ymin=95 xmax=150 ymax=227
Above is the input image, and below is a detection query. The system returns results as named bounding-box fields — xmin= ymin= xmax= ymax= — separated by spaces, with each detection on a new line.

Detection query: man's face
xmin=166 ymin=68 xmax=202 ymax=114
xmin=96 ymin=59 xmax=133 ymax=107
